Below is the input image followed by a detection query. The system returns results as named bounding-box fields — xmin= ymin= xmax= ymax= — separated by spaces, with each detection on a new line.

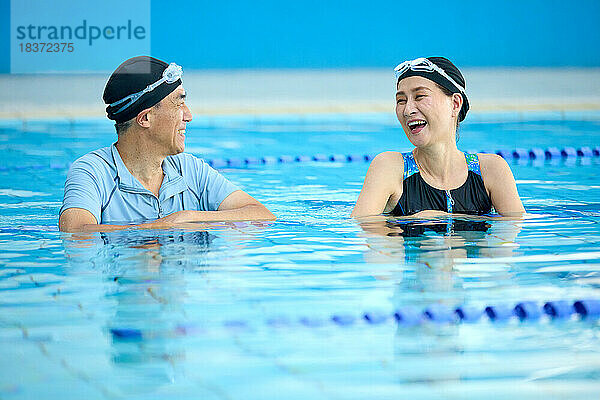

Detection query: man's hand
xmin=148 ymin=191 xmax=276 ymax=227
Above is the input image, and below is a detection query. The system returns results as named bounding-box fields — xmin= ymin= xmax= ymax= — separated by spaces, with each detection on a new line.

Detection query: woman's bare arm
xmin=351 ymin=152 xmax=403 ymax=218
xmin=478 ymin=153 xmax=525 ymax=216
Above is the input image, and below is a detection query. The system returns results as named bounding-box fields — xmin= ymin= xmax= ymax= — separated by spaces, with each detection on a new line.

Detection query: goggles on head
xmin=109 ymin=62 xmax=183 ymax=114
xmin=394 ymin=57 xmax=465 ymax=94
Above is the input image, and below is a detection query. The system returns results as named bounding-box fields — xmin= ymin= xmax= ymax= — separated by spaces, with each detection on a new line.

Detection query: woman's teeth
xmin=408 ymin=120 xmax=427 ymax=132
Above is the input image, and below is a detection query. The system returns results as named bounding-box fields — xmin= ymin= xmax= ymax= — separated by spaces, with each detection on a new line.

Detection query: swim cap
xmin=396 ymin=57 xmax=470 ymax=122
xmin=103 ymin=56 xmax=182 ymax=124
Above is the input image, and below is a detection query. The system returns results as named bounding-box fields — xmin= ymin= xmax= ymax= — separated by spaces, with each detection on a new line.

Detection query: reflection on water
xmin=354 ymin=215 xmax=600 ymax=389
xmin=358 ymin=216 xmax=525 ymax=383
xmin=64 ymin=229 xmax=215 ymax=396
xmin=361 ymin=216 xmax=523 ymax=310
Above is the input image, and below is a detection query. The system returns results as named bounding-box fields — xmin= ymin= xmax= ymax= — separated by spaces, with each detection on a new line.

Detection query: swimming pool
xmin=1 ymin=112 xmax=600 ymax=399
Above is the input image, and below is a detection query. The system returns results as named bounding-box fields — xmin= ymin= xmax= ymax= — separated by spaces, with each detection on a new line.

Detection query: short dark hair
xmin=113 ymin=102 xmax=161 ymax=136
xmin=115 ymin=119 xmax=132 ymax=136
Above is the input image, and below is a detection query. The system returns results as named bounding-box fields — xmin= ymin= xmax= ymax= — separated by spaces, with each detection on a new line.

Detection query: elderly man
xmin=59 ymin=56 xmax=275 ymax=232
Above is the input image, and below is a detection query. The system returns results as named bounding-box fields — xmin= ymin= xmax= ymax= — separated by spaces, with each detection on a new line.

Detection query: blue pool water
xmin=1 ymin=113 xmax=600 ymax=399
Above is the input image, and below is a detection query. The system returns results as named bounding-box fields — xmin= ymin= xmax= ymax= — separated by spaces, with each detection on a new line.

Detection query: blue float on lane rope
xmin=573 ymin=299 xmax=600 ymax=318
xmin=543 ymin=301 xmax=574 ymax=319
xmin=514 ymin=301 xmax=542 ymax=321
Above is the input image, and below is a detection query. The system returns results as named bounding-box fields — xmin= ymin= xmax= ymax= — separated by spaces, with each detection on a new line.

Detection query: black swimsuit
xmin=390 ymin=151 xmax=493 ymax=216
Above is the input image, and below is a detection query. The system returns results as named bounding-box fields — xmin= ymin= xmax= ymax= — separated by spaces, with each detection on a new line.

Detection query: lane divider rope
xmin=3 ymin=146 xmax=598 ymax=172
xmin=207 ymin=146 xmax=600 ymax=168
xmin=110 ymin=299 xmax=600 ymax=340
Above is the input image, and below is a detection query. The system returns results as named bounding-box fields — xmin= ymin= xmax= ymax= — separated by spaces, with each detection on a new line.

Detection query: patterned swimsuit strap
xmin=463 ymin=151 xmax=482 ymax=175
xmin=404 ymin=150 xmax=481 ymax=179
xmin=402 ymin=151 xmax=419 ymax=179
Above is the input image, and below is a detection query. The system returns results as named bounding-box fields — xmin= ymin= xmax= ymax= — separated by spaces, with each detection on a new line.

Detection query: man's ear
xmin=135 ymin=108 xmax=152 ymax=128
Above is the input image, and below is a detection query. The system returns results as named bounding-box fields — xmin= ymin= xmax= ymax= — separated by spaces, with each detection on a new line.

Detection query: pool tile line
xmin=109 ymin=299 xmax=600 ymax=341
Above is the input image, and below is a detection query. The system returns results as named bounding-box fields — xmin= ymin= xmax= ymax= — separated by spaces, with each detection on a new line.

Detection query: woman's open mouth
xmin=407 ymin=119 xmax=427 ymax=134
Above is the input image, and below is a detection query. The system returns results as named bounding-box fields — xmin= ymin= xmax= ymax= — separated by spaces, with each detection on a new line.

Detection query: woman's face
xmin=395 ymin=76 xmax=459 ymax=147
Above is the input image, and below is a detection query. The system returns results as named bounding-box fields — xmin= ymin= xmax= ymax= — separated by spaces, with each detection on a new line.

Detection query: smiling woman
xmin=351 ymin=57 xmax=525 ymax=218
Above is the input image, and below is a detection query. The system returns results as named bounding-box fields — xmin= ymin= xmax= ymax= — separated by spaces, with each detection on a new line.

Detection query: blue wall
xmin=3 ymin=0 xmax=600 ymax=72
xmin=149 ymin=0 xmax=600 ymax=68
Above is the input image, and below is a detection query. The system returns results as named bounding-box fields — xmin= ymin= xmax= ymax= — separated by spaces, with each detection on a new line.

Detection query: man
xmin=59 ymin=56 xmax=275 ymax=232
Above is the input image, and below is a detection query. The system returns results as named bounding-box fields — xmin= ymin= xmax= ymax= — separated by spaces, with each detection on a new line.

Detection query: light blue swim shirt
xmin=60 ymin=144 xmax=240 ymax=224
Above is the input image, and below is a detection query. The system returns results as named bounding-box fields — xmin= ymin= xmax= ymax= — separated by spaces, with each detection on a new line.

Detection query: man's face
xmin=147 ymin=85 xmax=192 ymax=155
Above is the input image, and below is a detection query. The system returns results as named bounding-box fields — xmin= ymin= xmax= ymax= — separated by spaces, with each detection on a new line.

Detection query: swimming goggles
xmin=109 ymin=62 xmax=183 ymax=114
xmin=394 ymin=57 xmax=465 ymax=93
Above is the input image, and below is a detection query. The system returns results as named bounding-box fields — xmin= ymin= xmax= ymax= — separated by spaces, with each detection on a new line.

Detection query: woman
xmin=352 ymin=57 xmax=525 ymax=218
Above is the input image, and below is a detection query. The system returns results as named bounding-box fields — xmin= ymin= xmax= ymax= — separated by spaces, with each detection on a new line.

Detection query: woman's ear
xmin=135 ymin=108 xmax=152 ymax=128
xmin=452 ymin=93 xmax=463 ymax=117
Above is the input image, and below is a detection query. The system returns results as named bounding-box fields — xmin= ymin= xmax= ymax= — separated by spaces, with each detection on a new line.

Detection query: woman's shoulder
xmin=371 ymin=151 xmax=405 ymax=166
xmin=477 ymin=152 xmax=509 ymax=171
xmin=476 ymin=153 xmax=514 ymax=184
xmin=365 ymin=151 xmax=405 ymax=183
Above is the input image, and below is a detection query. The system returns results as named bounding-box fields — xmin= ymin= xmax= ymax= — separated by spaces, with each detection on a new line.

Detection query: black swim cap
xmin=396 ymin=57 xmax=470 ymax=122
xmin=103 ymin=56 xmax=182 ymax=124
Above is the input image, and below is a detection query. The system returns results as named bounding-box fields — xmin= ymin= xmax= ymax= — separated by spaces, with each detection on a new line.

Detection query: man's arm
xmin=153 ymin=190 xmax=275 ymax=226
xmin=59 ymin=208 xmax=164 ymax=232
xmin=218 ymin=190 xmax=275 ymax=219
xmin=59 ymin=190 xmax=275 ymax=232
xmin=59 ymin=208 xmax=99 ymax=232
